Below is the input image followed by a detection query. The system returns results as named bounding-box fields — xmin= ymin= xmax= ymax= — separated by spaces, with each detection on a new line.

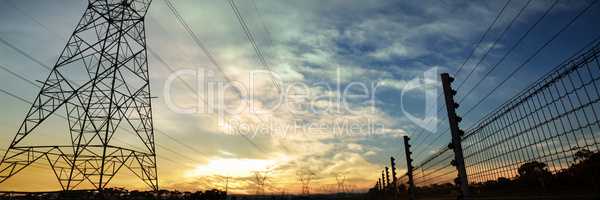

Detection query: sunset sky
xmin=0 ymin=0 xmax=599 ymax=194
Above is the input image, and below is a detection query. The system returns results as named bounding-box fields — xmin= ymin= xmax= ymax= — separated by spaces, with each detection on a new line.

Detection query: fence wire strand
xmin=412 ymin=41 xmax=600 ymax=188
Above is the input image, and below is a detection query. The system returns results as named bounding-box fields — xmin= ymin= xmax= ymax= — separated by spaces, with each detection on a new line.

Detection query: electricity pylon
xmin=297 ymin=168 xmax=315 ymax=195
xmin=334 ymin=172 xmax=347 ymax=193
xmin=253 ymin=171 xmax=269 ymax=195
xmin=0 ymin=0 xmax=157 ymax=190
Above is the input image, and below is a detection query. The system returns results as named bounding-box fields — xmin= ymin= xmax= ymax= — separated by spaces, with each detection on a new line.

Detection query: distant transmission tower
xmin=253 ymin=171 xmax=269 ymax=195
xmin=297 ymin=168 xmax=315 ymax=195
xmin=0 ymin=0 xmax=157 ymax=190
xmin=334 ymin=172 xmax=347 ymax=193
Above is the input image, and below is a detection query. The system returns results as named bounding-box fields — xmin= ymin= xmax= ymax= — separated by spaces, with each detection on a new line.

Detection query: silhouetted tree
xmin=574 ymin=149 xmax=593 ymax=162
xmin=517 ymin=161 xmax=551 ymax=190
xmin=569 ymin=149 xmax=600 ymax=191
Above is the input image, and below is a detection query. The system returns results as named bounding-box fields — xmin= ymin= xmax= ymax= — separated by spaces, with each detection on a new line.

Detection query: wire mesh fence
xmin=461 ymin=42 xmax=600 ymax=183
xmin=369 ymin=40 xmax=600 ymax=200
xmin=411 ymin=41 xmax=600 ymax=189
xmin=412 ymin=147 xmax=454 ymax=187
xmin=396 ymin=173 xmax=410 ymax=192
xmin=397 ymin=174 xmax=407 ymax=185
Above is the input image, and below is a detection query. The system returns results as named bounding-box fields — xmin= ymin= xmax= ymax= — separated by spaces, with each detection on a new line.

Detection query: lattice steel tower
xmin=0 ymin=0 xmax=157 ymax=190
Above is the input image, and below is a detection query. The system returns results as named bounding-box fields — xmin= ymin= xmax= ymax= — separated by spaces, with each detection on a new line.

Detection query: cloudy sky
xmin=0 ymin=0 xmax=599 ymax=194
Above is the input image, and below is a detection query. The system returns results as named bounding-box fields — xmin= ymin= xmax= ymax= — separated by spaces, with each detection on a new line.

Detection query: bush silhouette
xmin=516 ymin=161 xmax=552 ymax=189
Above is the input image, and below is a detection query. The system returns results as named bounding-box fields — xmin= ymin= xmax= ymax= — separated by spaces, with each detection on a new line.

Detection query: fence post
xmin=403 ymin=136 xmax=416 ymax=200
xmin=440 ymin=73 xmax=470 ymax=198
xmin=381 ymin=171 xmax=387 ymax=190
xmin=390 ymin=156 xmax=398 ymax=198
xmin=385 ymin=167 xmax=390 ymax=188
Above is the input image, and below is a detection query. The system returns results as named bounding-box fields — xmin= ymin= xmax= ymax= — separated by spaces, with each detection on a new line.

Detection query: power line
xmin=453 ymin=0 xmax=512 ymax=76
xmin=411 ymin=0 xmax=537 ymax=162
xmin=250 ymin=0 xmax=275 ymax=48
xmin=0 ymin=69 xmax=152 ymax=155
xmin=147 ymin=20 xmax=270 ymax=154
xmin=412 ymin=0 xmax=561 ymax=161
xmin=0 ymin=88 xmax=31 ymax=104
xmin=411 ymin=127 xmax=449 ymax=163
xmin=0 ymin=63 xmax=40 ymax=88
xmin=161 ymin=0 xmax=238 ymax=94
xmin=226 ymin=0 xmax=295 ymax=155
xmin=406 ymin=0 xmax=514 ymax=155
xmin=465 ymin=34 xmax=600 ymax=136
xmin=146 ymin=19 xmax=267 ymax=155
xmin=1 ymin=0 xmax=277 ymax=188
xmin=0 ymin=7 xmax=244 ymax=160
xmin=0 ymin=81 xmax=188 ymax=168
xmin=147 ymin=47 xmax=198 ymax=99
xmin=461 ymin=0 xmax=598 ymax=118
xmin=0 ymin=36 xmax=51 ymax=70
xmin=414 ymin=0 xmax=599 ymax=168
xmin=160 ymin=0 xmax=269 ymax=154
xmin=0 ymin=34 xmax=213 ymax=160
xmin=455 ymin=0 xmax=533 ymax=91
xmin=0 ymin=35 xmax=213 ymax=176
xmin=412 ymin=36 xmax=600 ymax=189
xmin=227 ymin=0 xmax=281 ymax=91
xmin=456 ymin=0 xmax=560 ymax=104
xmin=5 ymin=0 xmax=63 ymax=40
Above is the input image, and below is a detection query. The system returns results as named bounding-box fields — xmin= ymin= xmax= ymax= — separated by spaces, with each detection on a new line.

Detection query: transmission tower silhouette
xmin=334 ymin=172 xmax=347 ymax=194
xmin=253 ymin=171 xmax=269 ymax=195
xmin=297 ymin=168 xmax=315 ymax=195
xmin=0 ymin=0 xmax=158 ymax=190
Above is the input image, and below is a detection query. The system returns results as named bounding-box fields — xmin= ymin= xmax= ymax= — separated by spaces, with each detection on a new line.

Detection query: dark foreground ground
xmin=1 ymin=191 xmax=599 ymax=200
xmin=0 ymin=190 xmax=371 ymax=200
